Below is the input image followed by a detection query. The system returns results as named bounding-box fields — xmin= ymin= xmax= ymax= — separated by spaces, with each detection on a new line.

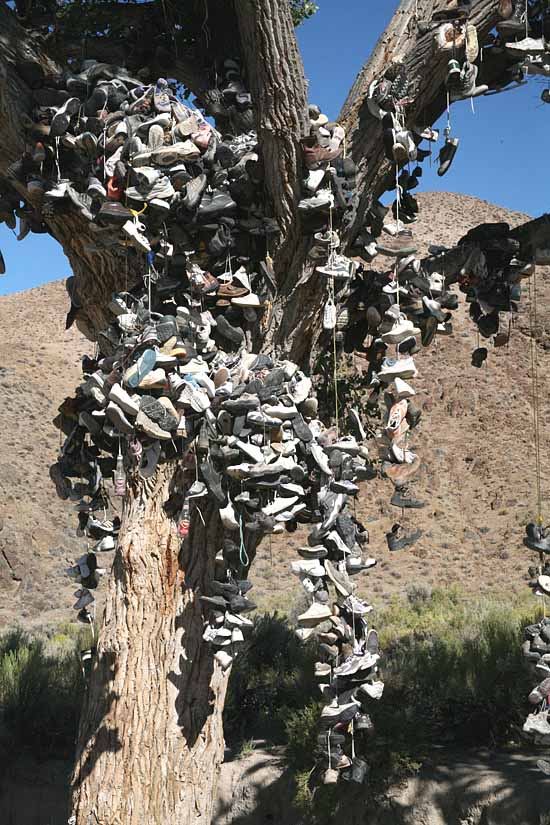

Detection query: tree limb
xmin=338 ymin=0 xmax=504 ymax=241
xmin=235 ymin=0 xmax=309 ymax=291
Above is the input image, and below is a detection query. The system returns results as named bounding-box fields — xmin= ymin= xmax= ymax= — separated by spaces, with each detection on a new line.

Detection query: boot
xmin=497 ymin=0 xmax=529 ymax=37
xmin=391 ymin=484 xmax=425 ymax=509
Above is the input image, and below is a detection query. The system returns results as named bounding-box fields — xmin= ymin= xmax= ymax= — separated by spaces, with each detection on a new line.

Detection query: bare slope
xmin=0 ymin=192 xmax=548 ymax=629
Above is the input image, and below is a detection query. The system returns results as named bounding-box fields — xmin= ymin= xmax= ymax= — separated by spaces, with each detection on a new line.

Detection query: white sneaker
xmin=381 ymin=315 xmax=420 ymax=345
xmin=109 ymin=383 xmax=140 ymax=416
xmin=428 ymin=272 xmax=444 ymax=295
xmin=506 ymin=36 xmax=546 ymax=55
xmin=310 ymin=443 xmax=332 ymax=475
xmin=378 ymin=357 xmax=418 ymax=382
xmin=178 ymin=383 xmax=210 ymax=412
xmin=225 ymin=612 xmax=253 ymax=629
xmin=231 ymin=293 xmax=261 ymax=307
xmin=219 ymin=500 xmax=239 ymax=530
xmin=264 ymin=495 xmax=299 ymax=516
xmin=262 ymin=403 xmax=298 ymax=420
xmin=393 ymin=377 xmax=416 ymax=399
xmin=360 ymin=680 xmax=385 ymax=700
xmin=214 ymin=650 xmax=233 ymax=671
xmin=323 ymin=298 xmax=337 ymax=330
xmin=94 ymin=536 xmax=115 ymax=552
xmin=122 ymin=220 xmax=151 ymax=252
xmin=391 ymin=442 xmax=417 ymax=464
xmin=306 ymin=168 xmax=326 ymax=192
xmin=291 ymin=559 xmax=325 ymax=578
xmin=317 ymin=254 xmax=357 ymax=280
xmin=422 ymin=296 xmax=447 ymax=321
xmin=382 ymin=219 xmax=405 ymax=236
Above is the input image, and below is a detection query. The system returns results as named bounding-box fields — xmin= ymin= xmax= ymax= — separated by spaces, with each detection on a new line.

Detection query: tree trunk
xmin=70 ymin=466 xmax=229 ymax=825
xmin=3 ymin=1 xmax=550 ymax=824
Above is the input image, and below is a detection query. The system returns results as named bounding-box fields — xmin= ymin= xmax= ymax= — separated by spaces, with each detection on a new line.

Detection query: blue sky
xmin=0 ymin=0 xmax=548 ymax=295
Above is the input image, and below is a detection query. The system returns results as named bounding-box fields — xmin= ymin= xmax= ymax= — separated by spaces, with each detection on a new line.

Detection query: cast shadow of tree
xmin=389 ymin=749 xmax=550 ymax=824
xmin=70 ymin=649 xmax=122 ymax=790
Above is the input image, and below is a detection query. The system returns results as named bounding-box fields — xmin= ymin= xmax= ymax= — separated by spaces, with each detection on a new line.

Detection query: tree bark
xmin=3 ymin=1 xmax=550 ymax=824
xmin=71 ymin=466 xmax=229 ymax=825
xmin=338 ymin=0 xmax=504 ymax=241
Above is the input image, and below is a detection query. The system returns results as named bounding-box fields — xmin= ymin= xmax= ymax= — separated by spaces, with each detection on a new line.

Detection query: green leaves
xmin=290 ymin=0 xmax=319 ymax=26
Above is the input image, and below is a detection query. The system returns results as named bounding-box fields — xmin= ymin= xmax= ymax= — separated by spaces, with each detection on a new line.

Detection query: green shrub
xmin=224 ymin=612 xmax=317 ymax=745
xmin=0 ymin=628 xmax=86 ymax=759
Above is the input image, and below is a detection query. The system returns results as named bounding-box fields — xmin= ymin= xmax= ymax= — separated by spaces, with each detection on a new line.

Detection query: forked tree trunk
xmin=2 ymin=1 xmax=550 ymax=823
xmin=71 ymin=466 xmax=229 ymax=825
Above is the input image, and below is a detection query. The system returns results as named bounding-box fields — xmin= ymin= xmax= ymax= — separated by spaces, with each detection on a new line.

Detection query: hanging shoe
xmin=450 ymin=62 xmax=488 ymax=102
xmin=437 ymin=137 xmax=459 ymax=176
xmin=497 ymin=0 xmax=530 ymax=38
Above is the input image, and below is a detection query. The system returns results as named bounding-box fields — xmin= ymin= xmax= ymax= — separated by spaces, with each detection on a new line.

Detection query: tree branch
xmin=338 ymin=0 xmax=503 ymax=242
xmin=235 ymin=0 xmax=309 ymax=283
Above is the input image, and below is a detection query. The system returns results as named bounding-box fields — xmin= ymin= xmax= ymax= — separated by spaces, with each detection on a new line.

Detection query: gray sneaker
xmin=324 ymin=559 xmax=354 ymax=597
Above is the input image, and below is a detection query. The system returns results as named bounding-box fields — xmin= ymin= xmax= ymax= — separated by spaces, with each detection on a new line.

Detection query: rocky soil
xmin=0 ymin=191 xmax=549 ymax=630
xmin=2 ymin=745 xmax=548 ymax=824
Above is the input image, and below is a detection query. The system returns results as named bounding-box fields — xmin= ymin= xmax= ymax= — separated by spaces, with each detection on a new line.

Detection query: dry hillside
xmin=0 ymin=191 xmax=548 ymax=631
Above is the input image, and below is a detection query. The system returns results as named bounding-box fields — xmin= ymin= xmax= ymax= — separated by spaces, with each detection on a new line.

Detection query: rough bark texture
xmin=235 ymin=0 xmax=322 ymax=365
xmin=236 ymin=0 xmax=308 ymax=240
xmin=338 ymin=0 xmax=504 ymax=241
xmin=71 ymin=466 xmax=229 ymax=825
xmin=2 ymin=1 xmax=550 ymax=823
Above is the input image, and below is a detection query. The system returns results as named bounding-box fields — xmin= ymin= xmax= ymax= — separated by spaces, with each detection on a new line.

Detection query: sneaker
xmin=437 ymin=137 xmax=459 ymax=177
xmin=320 ymin=700 xmax=360 ymax=722
xmin=393 ymin=377 xmax=415 ymax=399
xmin=381 ymin=315 xmax=421 ymax=345
xmin=122 ymin=220 xmax=151 ymax=252
xmin=386 ymin=523 xmax=422 ymax=551
xmin=378 ymin=357 xmax=418 ymax=382
xmin=449 ymin=62 xmax=488 ymax=102
xmin=342 ymin=594 xmax=373 ymax=616
xmin=297 ymin=602 xmax=332 ymax=627
xmin=214 ymin=650 xmax=233 ymax=671
xmin=324 ymin=559 xmax=354 ymax=597
xmin=523 ymin=710 xmax=550 ymax=734
xmin=291 ymin=559 xmax=326 ymax=578
xmin=333 ymin=651 xmax=379 ymax=677
xmin=357 ymin=680 xmax=385 ymax=701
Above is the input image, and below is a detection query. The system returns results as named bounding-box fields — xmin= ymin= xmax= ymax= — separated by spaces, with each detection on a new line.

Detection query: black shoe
xmin=438 ymin=138 xmax=459 ymax=177
xmin=406 ymin=402 xmax=422 ymax=429
xmin=471 ymin=347 xmax=488 ymax=368
xmin=198 ymin=189 xmax=237 ymax=220
xmin=391 ymin=485 xmax=425 ymax=509
xmin=439 ymin=292 xmax=459 ymax=310
xmin=419 ymin=315 xmax=438 ymax=348
xmin=397 ymin=335 xmax=419 ymax=355
xmin=497 ymin=0 xmax=529 ymax=37
xmin=292 ymin=414 xmax=313 ymax=442
xmin=200 ymin=457 xmax=226 ymax=504
xmin=210 ymin=580 xmax=240 ymax=598
xmin=200 ymin=594 xmax=229 ymax=610
xmin=229 ymin=594 xmax=256 ymax=613
xmin=215 ymin=314 xmax=245 ymax=344
xmin=386 ymin=523 xmax=422 ymax=551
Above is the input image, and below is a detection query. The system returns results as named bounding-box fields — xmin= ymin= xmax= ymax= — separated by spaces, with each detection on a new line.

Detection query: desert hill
xmin=0 ymin=191 xmax=548 ymax=630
